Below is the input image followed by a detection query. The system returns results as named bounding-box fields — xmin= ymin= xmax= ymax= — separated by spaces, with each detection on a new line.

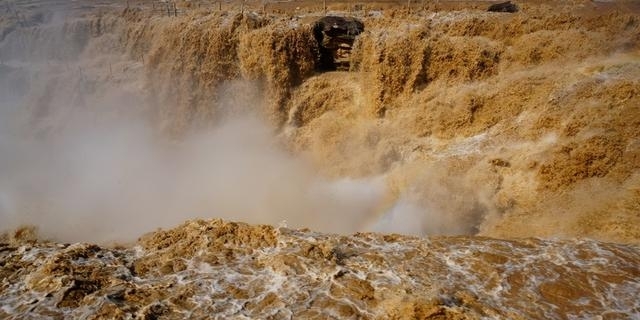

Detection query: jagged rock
xmin=487 ymin=1 xmax=518 ymax=13
xmin=313 ymin=16 xmax=364 ymax=71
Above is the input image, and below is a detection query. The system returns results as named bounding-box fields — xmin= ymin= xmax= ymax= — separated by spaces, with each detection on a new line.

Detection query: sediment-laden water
xmin=1 ymin=0 xmax=639 ymax=318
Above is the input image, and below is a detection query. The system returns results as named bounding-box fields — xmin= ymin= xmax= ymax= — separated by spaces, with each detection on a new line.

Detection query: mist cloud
xmin=0 ymin=104 xmax=392 ymax=243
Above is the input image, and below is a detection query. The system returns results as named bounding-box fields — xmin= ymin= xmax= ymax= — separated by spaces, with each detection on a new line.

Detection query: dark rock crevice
xmin=313 ymin=16 xmax=364 ymax=71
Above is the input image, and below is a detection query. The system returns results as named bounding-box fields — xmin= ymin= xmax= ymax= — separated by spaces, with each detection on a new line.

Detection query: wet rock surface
xmin=487 ymin=1 xmax=518 ymax=13
xmin=313 ymin=16 xmax=364 ymax=71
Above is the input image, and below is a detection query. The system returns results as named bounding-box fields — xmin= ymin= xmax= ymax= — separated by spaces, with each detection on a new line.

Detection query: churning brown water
xmin=1 ymin=0 xmax=639 ymax=319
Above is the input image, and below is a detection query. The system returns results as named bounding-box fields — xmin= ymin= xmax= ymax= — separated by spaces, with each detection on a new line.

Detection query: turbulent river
xmin=2 ymin=220 xmax=640 ymax=319
xmin=1 ymin=0 xmax=639 ymax=319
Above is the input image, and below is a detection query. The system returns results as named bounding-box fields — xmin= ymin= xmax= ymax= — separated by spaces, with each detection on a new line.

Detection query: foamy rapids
xmin=1 ymin=220 xmax=639 ymax=319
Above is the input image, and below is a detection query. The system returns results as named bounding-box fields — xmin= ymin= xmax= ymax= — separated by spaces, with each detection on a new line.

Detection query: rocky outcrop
xmin=313 ymin=16 xmax=364 ymax=71
xmin=487 ymin=1 xmax=518 ymax=13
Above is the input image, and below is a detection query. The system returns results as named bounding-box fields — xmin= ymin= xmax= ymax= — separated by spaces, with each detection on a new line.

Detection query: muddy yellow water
xmin=0 ymin=0 xmax=639 ymax=318
xmin=2 ymin=220 xmax=639 ymax=319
